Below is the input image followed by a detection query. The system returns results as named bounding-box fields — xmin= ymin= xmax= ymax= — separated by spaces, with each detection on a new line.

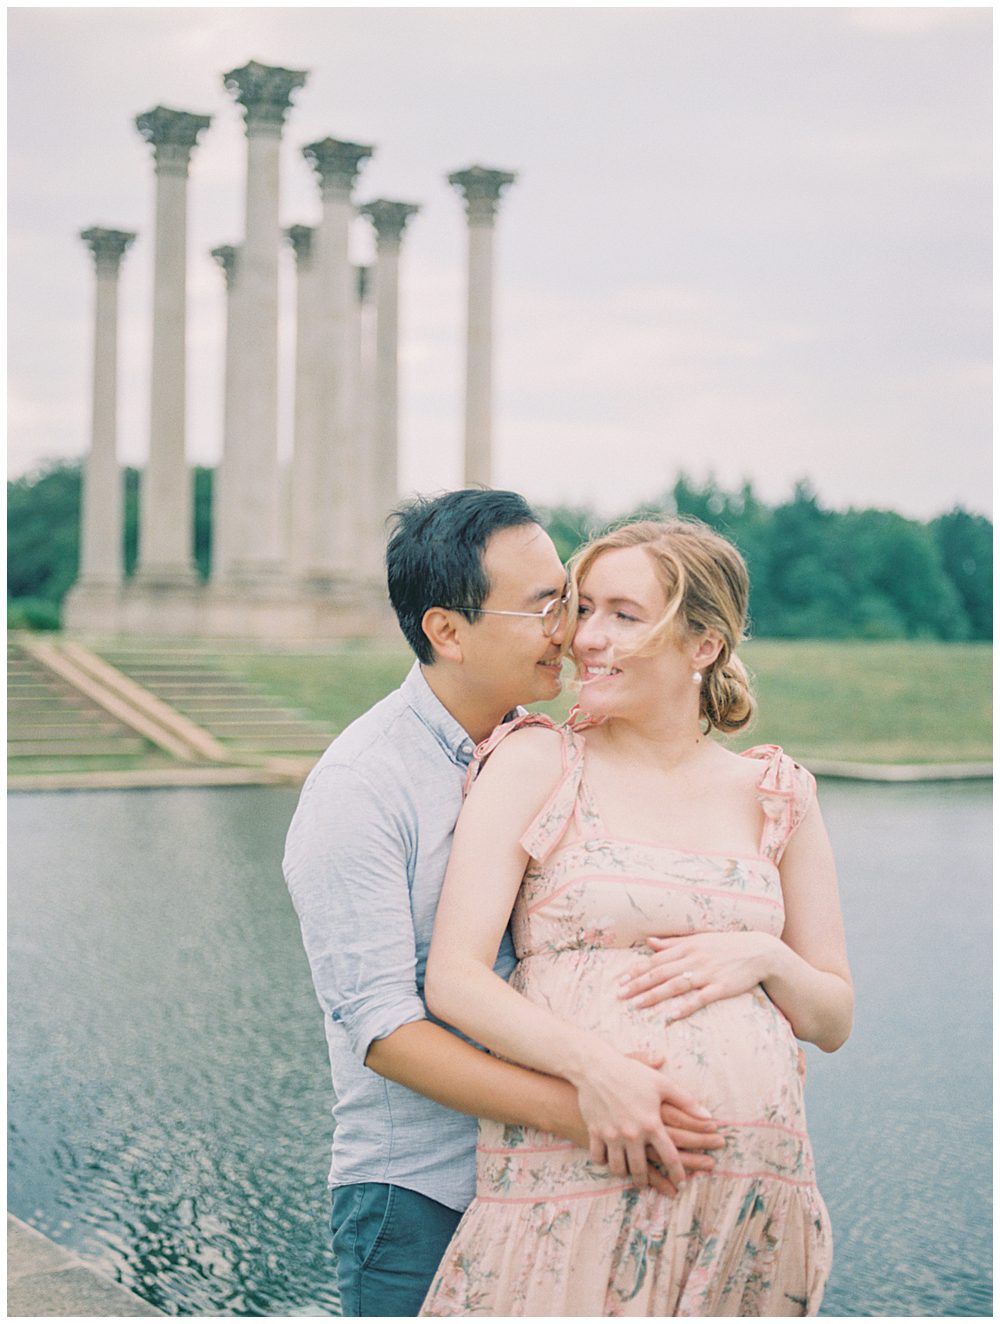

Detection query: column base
xmin=201 ymin=575 xmax=397 ymax=641
xmin=119 ymin=577 xmax=204 ymax=636
xmin=130 ymin=566 xmax=201 ymax=591
xmin=61 ymin=576 xmax=398 ymax=642
xmin=62 ymin=580 xmax=125 ymax=634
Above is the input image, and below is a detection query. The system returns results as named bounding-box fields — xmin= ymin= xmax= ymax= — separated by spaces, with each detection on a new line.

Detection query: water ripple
xmin=8 ymin=782 xmax=992 ymax=1317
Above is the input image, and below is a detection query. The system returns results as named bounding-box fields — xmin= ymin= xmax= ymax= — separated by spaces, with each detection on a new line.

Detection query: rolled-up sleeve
xmin=283 ymin=761 xmax=426 ymax=1061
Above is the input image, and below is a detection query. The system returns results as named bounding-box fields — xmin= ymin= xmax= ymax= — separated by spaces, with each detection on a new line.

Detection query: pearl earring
xmin=692 ymin=670 xmax=703 ymax=684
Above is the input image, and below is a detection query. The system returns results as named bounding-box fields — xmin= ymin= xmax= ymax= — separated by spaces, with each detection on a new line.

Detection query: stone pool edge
xmin=7 ymin=758 xmax=993 ymax=793
xmin=7 ymin=1213 xmax=164 ymax=1318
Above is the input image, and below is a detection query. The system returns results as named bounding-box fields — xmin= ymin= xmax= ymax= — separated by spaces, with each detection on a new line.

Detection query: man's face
xmin=457 ymin=523 xmax=568 ymax=710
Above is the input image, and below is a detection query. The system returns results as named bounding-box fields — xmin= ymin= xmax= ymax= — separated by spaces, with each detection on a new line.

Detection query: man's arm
xmin=366 ymin=1021 xmax=582 ymax=1140
xmin=367 ymin=1023 xmax=722 ymax=1181
xmin=284 ymin=761 xmax=720 ymax=1179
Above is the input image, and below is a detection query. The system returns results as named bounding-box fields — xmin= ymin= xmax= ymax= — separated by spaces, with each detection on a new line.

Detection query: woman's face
xmin=572 ymin=545 xmax=696 ymax=720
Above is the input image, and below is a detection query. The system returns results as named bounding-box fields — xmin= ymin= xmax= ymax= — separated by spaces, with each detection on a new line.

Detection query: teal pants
xmin=330 ymin=1183 xmax=462 ymax=1317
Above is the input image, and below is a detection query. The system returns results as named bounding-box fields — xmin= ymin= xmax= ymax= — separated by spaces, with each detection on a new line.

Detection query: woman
xmin=420 ymin=518 xmax=853 ymax=1317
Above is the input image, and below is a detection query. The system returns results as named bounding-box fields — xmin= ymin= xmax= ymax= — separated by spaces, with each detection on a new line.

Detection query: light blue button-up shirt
xmin=283 ymin=662 xmax=517 ymax=1212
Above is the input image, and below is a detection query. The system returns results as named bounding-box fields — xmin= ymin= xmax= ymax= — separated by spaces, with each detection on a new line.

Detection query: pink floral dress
xmin=420 ymin=713 xmax=833 ymax=1318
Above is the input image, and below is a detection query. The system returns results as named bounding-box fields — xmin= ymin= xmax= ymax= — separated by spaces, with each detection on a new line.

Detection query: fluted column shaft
xmin=464 ymin=219 xmax=495 ymax=486
xmin=209 ymin=245 xmax=240 ymax=580
xmin=220 ymin=61 xmax=307 ymax=583
xmin=302 ymin=139 xmax=373 ymax=578
xmin=78 ymin=229 xmax=135 ymax=586
xmin=135 ymin=107 xmax=211 ymax=583
xmin=350 ymin=265 xmax=374 ymax=567
xmin=359 ymin=201 xmax=419 ymax=572
xmin=449 ymin=166 xmax=516 ymax=488
xmin=285 ymin=226 xmax=324 ymax=579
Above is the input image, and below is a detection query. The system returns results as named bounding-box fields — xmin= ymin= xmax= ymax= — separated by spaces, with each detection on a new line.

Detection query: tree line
xmin=7 ymin=462 xmax=992 ymax=640
xmin=543 ymin=475 xmax=990 ymax=642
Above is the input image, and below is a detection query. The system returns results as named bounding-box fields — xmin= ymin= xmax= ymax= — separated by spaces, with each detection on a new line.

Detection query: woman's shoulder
xmin=467 ymin=713 xmax=571 ymax=790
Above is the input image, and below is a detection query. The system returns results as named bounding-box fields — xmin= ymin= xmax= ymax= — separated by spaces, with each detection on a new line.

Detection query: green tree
xmin=7 ymin=462 xmax=82 ymax=603
xmin=537 ymin=504 xmax=601 ymax=565
xmin=836 ymin=509 xmax=968 ymax=640
xmin=757 ymin=483 xmax=853 ymax=637
xmin=931 ymin=509 xmax=992 ymax=640
xmin=8 ymin=461 xmax=213 ymax=613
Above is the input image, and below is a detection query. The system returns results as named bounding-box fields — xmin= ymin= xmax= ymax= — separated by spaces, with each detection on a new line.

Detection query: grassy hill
xmin=229 ymin=639 xmax=991 ymax=765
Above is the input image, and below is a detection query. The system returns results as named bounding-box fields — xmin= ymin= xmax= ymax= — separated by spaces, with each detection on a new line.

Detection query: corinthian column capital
xmin=135 ymin=106 xmax=212 ymax=175
xmin=284 ymin=225 xmax=315 ymax=265
xmin=210 ymin=244 xmax=240 ymax=289
xmin=359 ymin=199 xmax=420 ymax=247
xmin=80 ymin=227 xmax=136 ymax=274
xmin=302 ymin=137 xmax=374 ymax=199
xmin=224 ymin=60 xmax=308 ymax=131
xmin=448 ymin=165 xmax=517 ymax=223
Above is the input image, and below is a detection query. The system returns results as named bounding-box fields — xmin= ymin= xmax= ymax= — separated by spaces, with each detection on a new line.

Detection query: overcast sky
xmin=7 ymin=6 xmax=992 ymax=520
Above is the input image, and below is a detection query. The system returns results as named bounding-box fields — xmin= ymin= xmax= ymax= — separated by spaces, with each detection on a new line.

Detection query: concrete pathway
xmin=7 ymin=1214 xmax=163 ymax=1317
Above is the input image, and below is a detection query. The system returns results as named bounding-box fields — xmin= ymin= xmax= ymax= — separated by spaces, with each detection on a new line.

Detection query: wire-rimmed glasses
xmin=447 ymin=588 xmax=571 ymax=638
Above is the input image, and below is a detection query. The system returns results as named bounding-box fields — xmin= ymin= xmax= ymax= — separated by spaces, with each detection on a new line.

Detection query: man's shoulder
xmin=311 ymin=683 xmax=414 ymax=784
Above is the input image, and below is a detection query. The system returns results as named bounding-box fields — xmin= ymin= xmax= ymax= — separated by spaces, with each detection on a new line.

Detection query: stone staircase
xmin=7 ymin=641 xmax=173 ymax=771
xmin=93 ymin=643 xmax=335 ymax=760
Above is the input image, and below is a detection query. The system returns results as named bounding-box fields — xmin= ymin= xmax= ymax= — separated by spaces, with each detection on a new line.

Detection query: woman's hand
xmin=617 ymin=932 xmax=782 ymax=1019
xmin=573 ymin=1048 xmax=714 ymax=1189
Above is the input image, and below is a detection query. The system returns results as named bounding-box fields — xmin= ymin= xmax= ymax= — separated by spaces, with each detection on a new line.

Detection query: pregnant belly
xmin=511 ymin=948 xmax=812 ymax=1164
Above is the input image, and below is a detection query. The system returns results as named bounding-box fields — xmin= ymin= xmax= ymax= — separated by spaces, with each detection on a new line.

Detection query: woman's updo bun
xmin=569 ymin=517 xmax=756 ymax=736
xmin=702 ymin=651 xmax=755 ymax=734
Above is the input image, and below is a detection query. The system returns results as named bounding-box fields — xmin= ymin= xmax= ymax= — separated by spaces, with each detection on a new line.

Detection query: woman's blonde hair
xmin=568 ymin=517 xmax=755 ymax=734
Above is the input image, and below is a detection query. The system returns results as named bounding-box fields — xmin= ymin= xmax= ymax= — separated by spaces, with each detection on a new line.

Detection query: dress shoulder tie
xmin=466 ymin=712 xmax=588 ymax=863
xmin=740 ymin=744 xmax=817 ymax=863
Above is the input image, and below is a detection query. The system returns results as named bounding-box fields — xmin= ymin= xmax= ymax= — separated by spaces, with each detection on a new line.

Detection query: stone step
xmin=7 ymin=643 xmax=182 ymax=761
xmin=168 ymin=699 xmax=293 ymax=714
xmin=5 ymin=704 xmax=113 ymax=725
xmin=7 ymin=680 xmax=73 ymax=695
xmin=11 ymin=737 xmax=151 ymax=756
xmin=199 ymin=720 xmax=332 ymax=736
xmin=10 ymin=722 xmax=125 ymax=739
xmin=222 ymin=734 xmax=331 ymax=752
xmin=113 ymin=679 xmax=272 ymax=693
xmin=8 ymin=698 xmax=95 ymax=715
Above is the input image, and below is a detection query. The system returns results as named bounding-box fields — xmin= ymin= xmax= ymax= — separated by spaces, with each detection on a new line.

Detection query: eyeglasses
xmin=448 ymin=589 xmax=571 ymax=638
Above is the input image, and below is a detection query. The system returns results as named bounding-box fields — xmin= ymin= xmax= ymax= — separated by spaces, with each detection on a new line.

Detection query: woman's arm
xmin=618 ymin=801 xmax=854 ymax=1052
xmin=425 ymin=728 xmax=713 ymax=1188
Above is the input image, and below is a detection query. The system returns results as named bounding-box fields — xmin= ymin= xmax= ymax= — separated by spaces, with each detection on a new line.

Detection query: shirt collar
xmin=401 ymin=662 xmax=478 ymax=766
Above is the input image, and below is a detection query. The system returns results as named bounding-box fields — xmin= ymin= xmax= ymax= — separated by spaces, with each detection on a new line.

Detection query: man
xmin=283 ymin=490 xmax=720 ymax=1316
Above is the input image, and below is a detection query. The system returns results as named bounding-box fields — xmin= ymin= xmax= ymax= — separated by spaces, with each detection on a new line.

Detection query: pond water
xmin=7 ymin=780 xmax=992 ymax=1316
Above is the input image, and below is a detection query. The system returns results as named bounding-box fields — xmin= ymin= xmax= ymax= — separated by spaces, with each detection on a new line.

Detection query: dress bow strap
xmin=741 ymin=743 xmax=817 ymax=863
xmin=465 ymin=713 xmax=587 ymax=863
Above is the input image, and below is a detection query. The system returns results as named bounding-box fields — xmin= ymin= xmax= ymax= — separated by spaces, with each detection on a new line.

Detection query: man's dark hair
xmin=386 ymin=488 xmax=540 ymax=664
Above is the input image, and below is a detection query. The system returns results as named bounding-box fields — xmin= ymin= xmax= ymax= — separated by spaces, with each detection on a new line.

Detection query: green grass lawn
xmin=229 ymin=640 xmax=991 ymax=765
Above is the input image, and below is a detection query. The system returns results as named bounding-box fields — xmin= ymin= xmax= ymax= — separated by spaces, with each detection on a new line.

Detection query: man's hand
xmin=625 ymin=1052 xmax=723 ymax=1196
xmin=652 ymin=1102 xmax=725 ymax=1195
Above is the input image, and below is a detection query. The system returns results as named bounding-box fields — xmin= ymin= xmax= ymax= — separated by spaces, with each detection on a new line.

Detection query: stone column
xmin=353 ymin=264 xmax=378 ymax=571
xmin=448 ymin=165 xmax=517 ymax=487
xmin=359 ymin=200 xmax=419 ymax=571
xmin=70 ymin=228 xmax=135 ymax=607
xmin=301 ymin=137 xmax=374 ymax=578
xmin=220 ymin=60 xmax=307 ymax=584
xmin=208 ymin=244 xmax=239 ymax=582
xmin=133 ymin=106 xmax=211 ymax=585
xmin=284 ymin=225 xmax=323 ymax=580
